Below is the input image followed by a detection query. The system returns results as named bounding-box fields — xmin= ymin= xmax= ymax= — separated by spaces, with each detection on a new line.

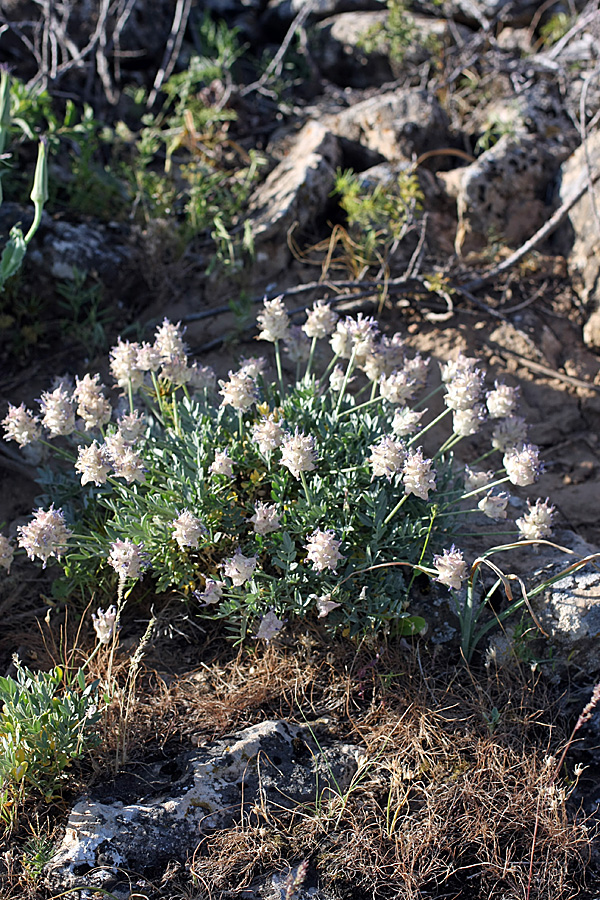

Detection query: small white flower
xmin=330 ymin=318 xmax=355 ymax=360
xmin=440 ymin=353 xmax=479 ymax=384
xmin=315 ymin=594 xmax=341 ymax=618
xmin=172 ymin=511 xmax=206 ymax=549
xmin=160 ymin=353 xmax=191 ymax=385
xmin=187 ymin=362 xmax=216 ymax=393
xmin=196 ymin=577 xmax=224 ymax=605
xmin=362 ymin=348 xmax=387 ymax=382
xmin=2 ymin=403 xmax=41 ymax=447
xmin=379 ymin=370 xmax=416 ymax=405
xmin=250 ymin=502 xmax=281 ymax=536
xmin=503 ymin=443 xmax=541 ymax=486
xmin=368 ymin=436 xmax=406 ymax=481
xmin=516 ymin=498 xmax=555 ymax=540
xmin=75 ymin=442 xmax=111 ymax=486
xmin=39 ymin=386 xmax=76 ymax=437
xmin=92 ymin=605 xmax=118 ymax=644
xmin=17 ymin=506 xmax=71 ymax=568
xmin=0 ymin=535 xmax=14 ymax=573
xmin=305 ymin=529 xmax=344 ymax=572
xmin=117 ymin=410 xmax=146 ymax=443
xmin=110 ymin=339 xmax=144 ymax=391
xmin=210 ymin=449 xmax=234 ymax=478
xmin=256 ymin=610 xmax=284 ymax=642
xmin=403 ymin=448 xmax=436 ymax=500
xmin=478 ymin=490 xmax=509 ymax=519
xmin=219 ymin=369 xmax=258 ymax=412
xmin=280 ymin=429 xmax=317 ymax=480
xmin=256 ymin=296 xmax=290 ymax=343
xmin=112 ymin=447 xmax=146 ymax=484
xmin=221 ymin=548 xmax=257 ymax=586
xmin=329 ymin=364 xmax=351 ymax=392
xmin=136 ymin=341 xmax=163 ymax=372
xmin=108 ymin=539 xmax=149 ymax=580
xmin=303 ymin=300 xmax=338 ymax=339
xmin=452 ymin=404 xmax=487 ymax=437
xmin=154 ymin=318 xmax=186 ymax=361
xmin=444 ymin=368 xmax=485 ymax=412
xmin=492 ymin=416 xmax=528 ymax=453
xmin=433 ymin=546 xmax=468 ymax=591
xmin=239 ymin=357 xmax=267 ymax=380
xmin=74 ymin=374 xmax=112 ymax=431
xmin=350 ymin=314 xmax=379 ymax=366
xmin=463 ymin=467 xmax=494 ymax=492
xmin=284 ymin=326 xmax=311 ymax=364
xmin=252 ymin=415 xmax=284 ymax=454
xmin=392 ymin=406 xmax=425 ymax=437
xmin=486 ymin=382 xmax=519 ymax=419
xmin=402 ymin=353 xmax=430 ymax=389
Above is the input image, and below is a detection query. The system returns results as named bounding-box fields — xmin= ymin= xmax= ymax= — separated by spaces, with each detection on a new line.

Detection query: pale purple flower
xmin=136 ymin=341 xmax=163 ymax=372
xmin=160 ymin=354 xmax=191 ymax=385
xmin=403 ymin=353 xmax=430 ymax=389
xmin=196 ymin=577 xmax=224 ymax=605
xmin=440 ymin=353 xmax=479 ymax=384
xmin=503 ymin=443 xmax=541 ymax=486
xmin=379 ymin=332 xmax=405 ymax=373
xmin=305 ymin=529 xmax=344 ymax=572
xmin=187 ymin=362 xmax=216 ymax=393
xmin=17 ymin=506 xmax=71 ymax=568
xmin=486 ymin=382 xmax=519 ymax=419
xmin=478 ymin=490 xmax=509 ymax=519
xmin=103 ymin=430 xmax=129 ymax=462
xmin=112 ymin=447 xmax=146 ymax=484
xmin=257 ymin=296 xmax=290 ymax=343
xmin=2 ymin=403 xmax=41 ymax=447
xmin=516 ymin=498 xmax=555 ymax=540
xmin=433 ymin=546 xmax=468 ymax=591
xmin=108 ymin=539 xmax=149 ymax=580
xmin=117 ymin=410 xmax=146 ymax=443
xmin=154 ymin=318 xmax=186 ymax=361
xmin=403 ymin=448 xmax=436 ymax=500
xmin=463 ymin=467 xmax=494 ymax=492
xmin=92 ymin=605 xmax=118 ymax=644
xmin=362 ymin=348 xmax=387 ymax=382
xmin=329 ymin=365 xmax=351 ymax=392
xmin=75 ymin=442 xmax=111 ymax=486
xmin=492 ymin=416 xmax=528 ymax=453
xmin=330 ymin=318 xmax=355 ymax=360
xmin=74 ymin=374 xmax=111 ymax=431
xmin=172 ymin=511 xmax=206 ymax=549
xmin=284 ymin=326 xmax=311 ymax=364
xmin=452 ymin=404 xmax=487 ymax=437
xmin=239 ymin=357 xmax=267 ymax=380
xmin=256 ymin=610 xmax=284 ymax=642
xmin=221 ymin=548 xmax=257 ymax=586
xmin=379 ymin=370 xmax=416 ymax=405
xmin=315 ymin=594 xmax=341 ymax=618
xmin=392 ymin=406 xmax=425 ymax=437
xmin=210 ymin=449 xmax=234 ymax=478
xmin=39 ymin=386 xmax=76 ymax=437
xmin=0 ymin=535 xmax=14 ymax=573
xmin=350 ymin=314 xmax=379 ymax=367
xmin=303 ymin=300 xmax=338 ymax=340
xmin=280 ymin=429 xmax=317 ymax=480
xmin=368 ymin=436 xmax=406 ymax=481
xmin=110 ymin=339 xmax=144 ymax=391
xmin=250 ymin=502 xmax=281 ymax=536
xmin=252 ymin=415 xmax=284 ymax=454
xmin=444 ymin=368 xmax=485 ymax=412
xmin=219 ymin=369 xmax=258 ymax=412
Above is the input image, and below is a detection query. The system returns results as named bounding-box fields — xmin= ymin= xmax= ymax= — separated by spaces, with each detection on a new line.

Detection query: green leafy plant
xmin=56 ymin=267 xmax=112 ymax=356
xmin=2 ymin=301 xmax=559 ymax=650
xmin=357 ymin=0 xmax=417 ymax=64
xmin=0 ymin=661 xmax=100 ymax=826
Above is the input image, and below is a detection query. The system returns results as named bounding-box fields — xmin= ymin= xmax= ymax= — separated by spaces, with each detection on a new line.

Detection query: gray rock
xmin=45 ymin=720 xmax=359 ymax=896
xmin=324 ymin=89 xmax=449 ymax=164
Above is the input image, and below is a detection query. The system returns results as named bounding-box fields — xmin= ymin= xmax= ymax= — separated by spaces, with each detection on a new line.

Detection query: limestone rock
xmin=324 ymin=89 xmax=449 ymax=164
xmin=45 ymin=720 xmax=358 ymax=897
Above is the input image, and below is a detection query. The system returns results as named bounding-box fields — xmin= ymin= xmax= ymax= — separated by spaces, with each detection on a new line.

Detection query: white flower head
xmin=221 ymin=548 xmax=257 ymax=586
xmin=403 ymin=353 xmax=430 ymax=389
xmin=252 ymin=415 xmax=284 ymax=455
xmin=154 ymin=318 xmax=186 ymax=361
xmin=92 ymin=605 xmax=118 ymax=644
xmin=0 ymin=535 xmax=14 ymax=573
xmin=463 ymin=467 xmax=494 ymax=492
xmin=444 ymin=368 xmax=485 ymax=412
xmin=303 ymin=300 xmax=338 ymax=339
xmin=452 ymin=403 xmax=487 ymax=437
xmin=478 ymin=490 xmax=509 ymax=520
xmin=74 ymin=374 xmax=112 ymax=431
xmin=257 ymin=296 xmax=290 ymax=343
xmin=315 ymin=593 xmax=342 ymax=618
xmin=75 ymin=442 xmax=111 ymax=486
xmin=516 ymin=498 xmax=555 ymax=540
xmin=117 ymin=410 xmax=146 ymax=443
xmin=112 ymin=447 xmax=146 ymax=484
xmin=433 ymin=546 xmax=468 ymax=591
xmin=172 ymin=511 xmax=206 ymax=549
xmin=486 ymin=382 xmax=519 ymax=419
xmin=196 ymin=577 xmax=224 ymax=605
xmin=305 ymin=529 xmax=344 ymax=572
xmin=492 ymin=416 xmax=528 ymax=453
xmin=392 ymin=406 xmax=425 ymax=437
xmin=368 ymin=436 xmax=406 ymax=481
xmin=440 ymin=353 xmax=479 ymax=384
xmin=284 ymin=326 xmax=311 ymax=364
xmin=110 ymin=339 xmax=144 ymax=391
xmin=330 ymin=318 xmax=355 ymax=360
xmin=350 ymin=314 xmax=379 ymax=366
xmin=17 ymin=505 xmax=72 ymax=568
xmin=160 ymin=354 xmax=191 ymax=386
xmin=108 ymin=538 xmax=149 ymax=580
xmin=187 ymin=362 xmax=216 ymax=393
xmin=39 ymin=386 xmax=76 ymax=437
xmin=239 ymin=357 xmax=268 ymax=380
xmin=329 ymin=364 xmax=352 ymax=392
xmin=503 ymin=443 xmax=541 ymax=486
xmin=210 ymin=449 xmax=234 ymax=478
xmin=219 ymin=369 xmax=258 ymax=412
xmin=362 ymin=347 xmax=387 ymax=383
xmin=250 ymin=502 xmax=281 ymax=536
xmin=280 ymin=429 xmax=317 ymax=480
xmin=136 ymin=341 xmax=163 ymax=373
xmin=380 ymin=370 xmax=416 ymax=405
xmin=403 ymin=448 xmax=436 ymax=500
xmin=2 ymin=403 xmax=41 ymax=447
xmin=256 ymin=610 xmax=285 ymax=642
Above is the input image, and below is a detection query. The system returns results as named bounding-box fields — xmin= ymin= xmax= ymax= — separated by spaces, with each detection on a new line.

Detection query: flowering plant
xmin=2 ymin=301 xmax=554 ymax=643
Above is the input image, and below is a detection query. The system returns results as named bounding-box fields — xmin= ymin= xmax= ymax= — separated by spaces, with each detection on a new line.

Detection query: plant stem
xmin=274 ymin=340 xmax=285 ymax=399
xmin=383 ymin=492 xmax=408 ymax=526
xmin=407 ymin=407 xmax=452 ymax=447
xmin=300 ymin=470 xmax=312 ymax=505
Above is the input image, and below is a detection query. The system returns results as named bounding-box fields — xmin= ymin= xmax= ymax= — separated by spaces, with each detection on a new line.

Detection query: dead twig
xmin=147 ymin=0 xmax=193 ymax=108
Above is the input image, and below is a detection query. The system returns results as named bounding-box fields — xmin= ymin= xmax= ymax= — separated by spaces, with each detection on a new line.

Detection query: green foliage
xmin=538 ymin=12 xmax=572 ymax=48
xmin=20 ymin=833 xmax=55 ymax=883
xmin=0 ymin=661 xmax=99 ymax=826
xmin=56 ymin=268 xmax=112 ymax=356
xmin=357 ymin=0 xmax=417 ymax=64
xmin=475 ymin=107 xmax=519 ymax=154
